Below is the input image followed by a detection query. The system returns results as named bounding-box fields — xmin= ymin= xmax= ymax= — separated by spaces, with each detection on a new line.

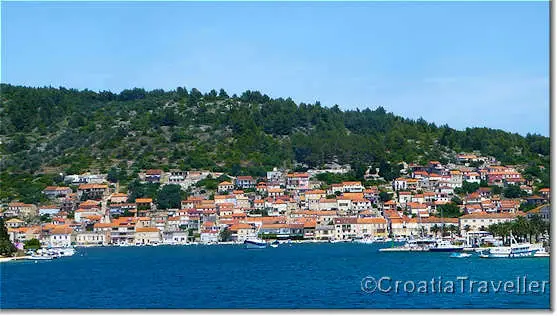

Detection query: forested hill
xmin=0 ymin=84 xmax=550 ymax=180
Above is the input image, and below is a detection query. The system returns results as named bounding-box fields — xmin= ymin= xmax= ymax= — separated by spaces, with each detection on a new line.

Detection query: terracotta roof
xmin=136 ymin=227 xmax=160 ymax=233
xmin=229 ymin=223 xmax=253 ymax=231
xmin=460 ymin=211 xmax=525 ymax=219
xmin=51 ymin=226 xmax=73 ymax=235
xmin=78 ymin=184 xmax=108 ymax=190
xmin=356 ymin=218 xmax=386 ymax=224
xmin=287 ymin=173 xmax=309 ymax=178
xmin=146 ymin=169 xmax=163 ymax=175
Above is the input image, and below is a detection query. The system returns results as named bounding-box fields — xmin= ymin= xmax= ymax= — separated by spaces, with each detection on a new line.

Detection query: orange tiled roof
xmin=136 ymin=227 xmax=160 ymax=233
xmin=78 ymin=184 xmax=108 ymax=190
xmin=357 ymin=218 xmax=386 ymax=224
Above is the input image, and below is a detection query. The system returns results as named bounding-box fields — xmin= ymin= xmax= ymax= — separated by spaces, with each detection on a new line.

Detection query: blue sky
xmin=1 ymin=1 xmax=549 ymax=136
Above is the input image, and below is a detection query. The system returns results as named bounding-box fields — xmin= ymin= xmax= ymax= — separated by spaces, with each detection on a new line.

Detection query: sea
xmin=0 ymin=243 xmax=550 ymax=309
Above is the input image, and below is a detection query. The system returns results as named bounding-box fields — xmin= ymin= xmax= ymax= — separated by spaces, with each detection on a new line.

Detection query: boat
xmin=354 ymin=238 xmax=374 ymax=244
xmin=48 ymin=247 xmax=76 ymax=257
xmin=429 ymin=239 xmax=464 ymax=252
xmin=450 ymin=252 xmax=472 ymax=258
xmin=479 ymin=232 xmax=536 ymax=259
xmin=379 ymin=238 xmax=436 ymax=252
xmin=329 ymin=239 xmax=344 ymax=244
xmin=244 ymin=238 xmax=268 ymax=249
xmin=269 ymin=240 xmax=279 ymax=248
xmin=530 ymin=244 xmax=550 ymax=257
xmin=29 ymin=254 xmax=53 ymax=260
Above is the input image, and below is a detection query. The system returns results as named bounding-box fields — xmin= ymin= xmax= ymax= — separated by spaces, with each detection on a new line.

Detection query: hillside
xmin=0 ymin=84 xmax=550 ymax=201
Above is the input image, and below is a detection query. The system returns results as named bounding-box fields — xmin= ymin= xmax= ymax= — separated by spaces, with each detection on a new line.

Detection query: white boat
xmin=244 ymin=238 xmax=267 ymax=249
xmin=379 ymin=238 xmax=436 ymax=252
xmin=330 ymin=239 xmax=345 ymax=243
xmin=429 ymin=240 xmax=464 ymax=252
xmin=354 ymin=238 xmax=374 ymax=244
xmin=530 ymin=244 xmax=550 ymax=257
xmin=269 ymin=241 xmax=279 ymax=248
xmin=450 ymin=252 xmax=472 ymax=258
xmin=49 ymin=247 xmax=76 ymax=257
xmin=29 ymin=255 xmax=53 ymax=260
xmin=479 ymin=233 xmax=536 ymax=259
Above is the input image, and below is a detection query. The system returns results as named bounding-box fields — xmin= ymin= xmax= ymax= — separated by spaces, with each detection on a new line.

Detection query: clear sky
xmin=1 ymin=1 xmax=549 ymax=136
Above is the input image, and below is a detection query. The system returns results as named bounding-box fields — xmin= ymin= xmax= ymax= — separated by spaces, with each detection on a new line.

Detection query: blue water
xmin=1 ymin=243 xmax=550 ymax=309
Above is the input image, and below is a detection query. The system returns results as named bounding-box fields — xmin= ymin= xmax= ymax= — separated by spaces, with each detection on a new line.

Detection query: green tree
xmin=503 ymin=185 xmax=525 ymax=199
xmin=107 ymin=167 xmax=119 ymax=183
xmin=455 ymin=181 xmax=480 ymax=195
xmin=219 ymin=227 xmax=232 ymax=242
xmin=0 ymin=218 xmax=17 ymax=256
xmin=24 ymin=238 xmax=41 ymax=250
xmin=156 ymin=184 xmax=183 ymax=209
xmin=437 ymin=203 xmax=462 ymax=218
xmin=379 ymin=192 xmax=393 ymax=203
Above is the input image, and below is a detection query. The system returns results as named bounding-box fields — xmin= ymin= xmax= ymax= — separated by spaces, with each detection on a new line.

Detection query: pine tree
xmin=0 ymin=218 xmax=17 ymax=256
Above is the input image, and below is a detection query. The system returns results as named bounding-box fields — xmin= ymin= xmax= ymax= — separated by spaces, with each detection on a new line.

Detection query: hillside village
xmin=3 ymin=152 xmax=550 ymax=248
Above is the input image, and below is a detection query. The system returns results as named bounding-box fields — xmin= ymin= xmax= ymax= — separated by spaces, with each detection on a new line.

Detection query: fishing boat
xmin=429 ymin=239 xmax=464 ymax=252
xmin=479 ymin=232 xmax=535 ymax=259
xmin=244 ymin=238 xmax=268 ymax=249
xmin=450 ymin=252 xmax=472 ymax=258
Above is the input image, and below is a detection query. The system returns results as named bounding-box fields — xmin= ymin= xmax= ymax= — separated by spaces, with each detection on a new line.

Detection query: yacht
xmin=429 ymin=239 xmax=464 ymax=252
xmin=354 ymin=237 xmax=374 ymax=244
xmin=530 ymin=243 xmax=550 ymax=257
xmin=479 ymin=233 xmax=535 ymax=259
xmin=379 ymin=238 xmax=436 ymax=252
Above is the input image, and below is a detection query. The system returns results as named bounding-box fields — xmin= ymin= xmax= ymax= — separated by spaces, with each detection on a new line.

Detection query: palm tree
xmin=512 ymin=216 xmax=530 ymax=242
xmin=487 ymin=223 xmax=499 ymax=237
xmin=529 ymin=215 xmax=545 ymax=242
xmin=448 ymin=224 xmax=459 ymax=236
xmin=431 ymin=225 xmax=440 ymax=237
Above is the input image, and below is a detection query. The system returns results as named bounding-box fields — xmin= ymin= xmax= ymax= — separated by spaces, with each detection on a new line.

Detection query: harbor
xmin=1 ymin=242 xmax=549 ymax=309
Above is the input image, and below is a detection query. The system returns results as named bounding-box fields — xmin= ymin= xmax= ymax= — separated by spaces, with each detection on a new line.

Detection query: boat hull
xmin=429 ymin=247 xmax=464 ymax=252
xmin=244 ymin=240 xmax=267 ymax=249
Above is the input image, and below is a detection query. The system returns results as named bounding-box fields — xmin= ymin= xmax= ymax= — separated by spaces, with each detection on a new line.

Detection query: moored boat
xmin=29 ymin=254 xmax=53 ymax=260
xmin=244 ymin=238 xmax=267 ymax=249
xmin=530 ymin=243 xmax=550 ymax=257
xmin=479 ymin=233 xmax=536 ymax=259
xmin=429 ymin=240 xmax=464 ymax=252
xmin=354 ymin=238 xmax=374 ymax=244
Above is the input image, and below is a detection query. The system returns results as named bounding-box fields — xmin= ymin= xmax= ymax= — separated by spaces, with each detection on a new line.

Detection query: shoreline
xmin=0 ymin=256 xmax=32 ymax=263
